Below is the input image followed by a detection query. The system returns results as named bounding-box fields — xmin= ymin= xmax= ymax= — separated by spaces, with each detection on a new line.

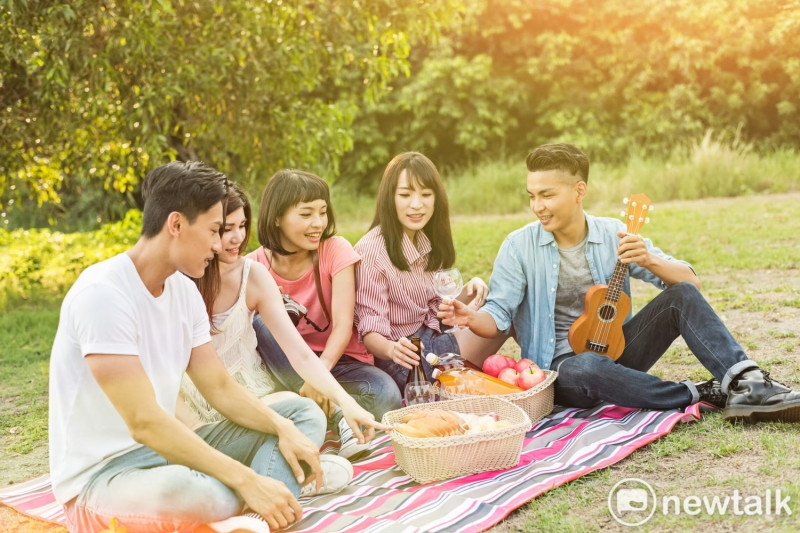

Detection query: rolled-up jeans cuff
xmin=681 ymin=380 xmax=699 ymax=404
xmin=721 ymin=360 xmax=760 ymax=394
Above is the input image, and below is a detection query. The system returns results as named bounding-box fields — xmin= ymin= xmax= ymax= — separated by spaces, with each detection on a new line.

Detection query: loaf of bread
xmin=458 ymin=412 xmax=513 ymax=433
xmin=394 ymin=409 xmax=464 ymax=438
xmin=393 ymin=409 xmax=512 ymax=438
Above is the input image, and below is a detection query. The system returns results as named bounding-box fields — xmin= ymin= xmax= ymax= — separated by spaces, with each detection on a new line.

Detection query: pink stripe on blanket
xmin=1 ymin=404 xmax=703 ymax=533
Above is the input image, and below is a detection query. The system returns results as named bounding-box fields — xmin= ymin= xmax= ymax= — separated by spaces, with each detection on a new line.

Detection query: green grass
xmin=0 ymin=302 xmax=60 ymax=454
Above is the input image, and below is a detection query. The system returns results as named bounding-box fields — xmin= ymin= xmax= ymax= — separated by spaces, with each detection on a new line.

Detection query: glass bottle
xmin=426 ymin=352 xmax=522 ymax=395
xmin=405 ymin=335 xmax=429 ymax=387
xmin=425 ymin=352 xmax=467 ymax=377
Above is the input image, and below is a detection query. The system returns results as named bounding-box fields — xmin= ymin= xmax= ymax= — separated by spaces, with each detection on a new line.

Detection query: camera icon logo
xmin=608 ymin=478 xmax=656 ymax=526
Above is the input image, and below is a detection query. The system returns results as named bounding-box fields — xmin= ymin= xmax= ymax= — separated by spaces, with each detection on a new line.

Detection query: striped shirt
xmin=354 ymin=226 xmax=441 ymax=341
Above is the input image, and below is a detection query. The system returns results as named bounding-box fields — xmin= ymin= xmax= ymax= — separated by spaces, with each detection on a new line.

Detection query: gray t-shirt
xmin=553 ymin=236 xmax=595 ymax=357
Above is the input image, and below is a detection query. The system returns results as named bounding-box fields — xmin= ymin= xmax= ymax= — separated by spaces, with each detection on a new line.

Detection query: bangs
xmin=404 ymin=160 xmax=441 ymax=193
xmin=283 ymin=173 xmax=331 ymax=213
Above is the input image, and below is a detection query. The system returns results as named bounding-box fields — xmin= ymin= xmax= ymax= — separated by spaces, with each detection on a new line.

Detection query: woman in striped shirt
xmin=354 ymin=152 xmax=507 ymax=392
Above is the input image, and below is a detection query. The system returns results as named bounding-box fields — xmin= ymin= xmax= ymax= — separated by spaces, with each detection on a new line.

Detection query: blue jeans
xmin=253 ymin=316 xmax=402 ymax=423
xmin=551 ymin=282 xmax=757 ymax=410
xmin=373 ymin=323 xmax=462 ymax=394
xmin=64 ymin=396 xmax=325 ymax=533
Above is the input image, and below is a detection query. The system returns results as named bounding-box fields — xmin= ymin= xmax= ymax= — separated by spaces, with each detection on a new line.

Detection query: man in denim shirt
xmin=443 ymin=143 xmax=800 ymax=422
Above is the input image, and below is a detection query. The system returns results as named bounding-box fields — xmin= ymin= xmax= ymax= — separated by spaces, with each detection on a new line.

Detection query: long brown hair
xmin=195 ymin=181 xmax=252 ymax=330
xmin=370 ymin=152 xmax=455 ymax=271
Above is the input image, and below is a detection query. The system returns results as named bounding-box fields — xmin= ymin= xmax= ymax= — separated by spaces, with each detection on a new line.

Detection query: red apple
xmin=517 ymin=365 xmax=546 ymax=390
xmin=514 ymin=359 xmax=535 ymax=373
xmin=497 ymin=367 xmax=520 ymax=386
xmin=482 ymin=353 xmax=515 ymax=377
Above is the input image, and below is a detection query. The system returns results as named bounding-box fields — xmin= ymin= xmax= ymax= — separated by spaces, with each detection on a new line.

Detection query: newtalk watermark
xmin=608 ymin=478 xmax=792 ymax=526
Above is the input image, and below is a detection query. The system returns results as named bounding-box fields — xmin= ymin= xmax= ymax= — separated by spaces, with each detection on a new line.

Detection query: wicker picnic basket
xmin=381 ymin=396 xmax=531 ymax=483
xmin=439 ymin=369 xmax=558 ymax=424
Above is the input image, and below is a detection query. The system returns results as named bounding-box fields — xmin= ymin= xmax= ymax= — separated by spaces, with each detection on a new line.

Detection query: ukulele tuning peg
xmin=620 ymin=211 xmax=626 ymax=217
xmin=623 ymin=197 xmax=629 ymax=205
xmin=649 ymin=205 xmax=654 ymax=211
xmin=642 ymin=204 xmax=648 ymax=210
xmin=631 ymin=201 xmax=637 ymax=207
xmin=645 ymin=217 xmax=650 ymax=224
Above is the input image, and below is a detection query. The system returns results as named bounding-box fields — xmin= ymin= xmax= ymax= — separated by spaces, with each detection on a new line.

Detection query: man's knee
xmin=665 ymin=281 xmax=702 ymax=301
xmin=558 ymin=353 xmax=614 ymax=383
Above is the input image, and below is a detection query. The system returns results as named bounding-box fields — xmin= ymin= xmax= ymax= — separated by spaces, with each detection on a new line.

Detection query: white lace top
xmin=179 ymin=259 xmax=277 ymax=424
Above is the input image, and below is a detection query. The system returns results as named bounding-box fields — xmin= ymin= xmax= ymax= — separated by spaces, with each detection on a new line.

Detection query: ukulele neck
xmin=606 ymin=260 xmax=628 ymax=302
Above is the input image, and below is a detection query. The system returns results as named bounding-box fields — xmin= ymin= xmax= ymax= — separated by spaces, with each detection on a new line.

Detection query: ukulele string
xmin=589 ymin=204 xmax=647 ymax=352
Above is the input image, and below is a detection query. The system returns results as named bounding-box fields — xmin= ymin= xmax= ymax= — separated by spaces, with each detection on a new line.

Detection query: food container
xmin=440 ymin=369 xmax=558 ymax=424
xmin=381 ymin=396 xmax=531 ymax=483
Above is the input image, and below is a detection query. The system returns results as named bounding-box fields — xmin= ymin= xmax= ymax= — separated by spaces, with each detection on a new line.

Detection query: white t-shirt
xmin=48 ymin=253 xmax=211 ymax=504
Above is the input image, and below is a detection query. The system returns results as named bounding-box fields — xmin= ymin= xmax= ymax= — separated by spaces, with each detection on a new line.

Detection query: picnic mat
xmin=0 ymin=403 xmax=703 ymax=533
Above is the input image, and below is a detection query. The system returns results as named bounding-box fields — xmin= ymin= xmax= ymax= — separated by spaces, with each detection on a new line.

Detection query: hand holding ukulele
xmin=568 ymin=194 xmax=652 ymax=360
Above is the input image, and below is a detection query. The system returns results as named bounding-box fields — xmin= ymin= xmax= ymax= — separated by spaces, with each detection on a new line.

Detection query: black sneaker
xmin=724 ymin=369 xmax=800 ymax=422
xmin=696 ymin=377 xmax=727 ymax=408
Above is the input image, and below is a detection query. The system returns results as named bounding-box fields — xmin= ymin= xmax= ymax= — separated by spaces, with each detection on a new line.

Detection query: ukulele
xmin=567 ymin=194 xmax=652 ymax=360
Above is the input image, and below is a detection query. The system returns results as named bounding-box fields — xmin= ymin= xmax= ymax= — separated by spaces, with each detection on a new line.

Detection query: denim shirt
xmin=481 ymin=214 xmax=692 ymax=370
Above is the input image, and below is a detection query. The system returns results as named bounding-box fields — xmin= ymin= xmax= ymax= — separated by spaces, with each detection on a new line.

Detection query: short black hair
xmin=140 ymin=161 xmax=228 ymax=237
xmin=526 ymin=143 xmax=590 ymax=183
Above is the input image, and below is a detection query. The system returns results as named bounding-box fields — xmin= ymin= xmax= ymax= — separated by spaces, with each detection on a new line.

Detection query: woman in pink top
xmin=354 ymin=152 xmax=507 ymax=392
xmin=248 ymin=170 xmax=401 ymax=426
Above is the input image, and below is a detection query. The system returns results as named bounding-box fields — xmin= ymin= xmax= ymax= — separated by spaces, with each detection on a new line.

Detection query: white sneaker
xmin=336 ymin=418 xmax=371 ymax=460
xmin=300 ymin=454 xmax=354 ymax=497
xmin=206 ymin=512 xmax=270 ymax=533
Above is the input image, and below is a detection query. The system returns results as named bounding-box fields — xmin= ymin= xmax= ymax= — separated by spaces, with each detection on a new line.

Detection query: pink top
xmin=247 ymin=236 xmax=373 ymax=365
xmin=354 ymin=226 xmax=441 ymax=341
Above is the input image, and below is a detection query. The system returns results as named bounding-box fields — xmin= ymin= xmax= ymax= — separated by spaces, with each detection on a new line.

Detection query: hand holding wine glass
xmin=433 ymin=268 xmax=464 ymax=331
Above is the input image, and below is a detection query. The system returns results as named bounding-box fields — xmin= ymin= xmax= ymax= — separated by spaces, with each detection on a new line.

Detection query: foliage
xmin=4 ymin=0 xmax=800 ymax=224
xmin=342 ymin=0 xmax=800 ymax=188
xmin=0 ymin=0 xmax=462 ymax=228
xmin=0 ymin=209 xmax=141 ymax=310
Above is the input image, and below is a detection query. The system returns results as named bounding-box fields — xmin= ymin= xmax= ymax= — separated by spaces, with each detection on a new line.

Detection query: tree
xmin=341 ymin=0 xmax=800 ymax=187
xmin=0 ymin=0 xmax=461 ymax=228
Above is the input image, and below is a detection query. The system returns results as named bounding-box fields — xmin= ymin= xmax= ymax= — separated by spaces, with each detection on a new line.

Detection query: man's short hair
xmin=526 ymin=143 xmax=590 ymax=183
xmin=140 ymin=161 xmax=228 ymax=237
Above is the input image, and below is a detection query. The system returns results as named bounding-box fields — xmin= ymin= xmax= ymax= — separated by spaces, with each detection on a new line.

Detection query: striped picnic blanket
xmin=0 ymin=403 xmax=702 ymax=533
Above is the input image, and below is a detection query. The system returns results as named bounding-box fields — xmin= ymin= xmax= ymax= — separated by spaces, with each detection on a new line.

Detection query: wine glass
xmin=433 ymin=268 xmax=464 ymax=331
xmin=404 ymin=381 xmax=439 ymax=406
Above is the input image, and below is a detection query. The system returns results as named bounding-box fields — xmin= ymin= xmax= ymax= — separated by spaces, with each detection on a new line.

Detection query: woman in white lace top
xmin=178 ymin=182 xmax=386 ymax=445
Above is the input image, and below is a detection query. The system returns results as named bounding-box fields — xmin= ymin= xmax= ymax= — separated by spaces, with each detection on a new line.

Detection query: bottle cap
xmin=425 ymin=352 xmax=438 ymax=364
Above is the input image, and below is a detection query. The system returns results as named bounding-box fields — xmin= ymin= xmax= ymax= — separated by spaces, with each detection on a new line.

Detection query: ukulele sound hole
xmin=596 ymin=303 xmax=617 ymax=322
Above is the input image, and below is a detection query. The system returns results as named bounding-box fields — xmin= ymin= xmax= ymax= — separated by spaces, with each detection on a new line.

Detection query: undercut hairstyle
xmin=370 ymin=152 xmax=455 ymax=272
xmin=257 ymin=169 xmax=337 ymax=256
xmin=195 ymin=180 xmax=252 ymax=331
xmin=525 ymin=143 xmax=590 ymax=183
xmin=140 ymin=160 xmax=228 ymax=237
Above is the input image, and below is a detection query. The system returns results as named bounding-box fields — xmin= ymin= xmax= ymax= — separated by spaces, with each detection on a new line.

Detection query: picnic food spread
xmin=393 ymin=408 xmax=512 ymax=438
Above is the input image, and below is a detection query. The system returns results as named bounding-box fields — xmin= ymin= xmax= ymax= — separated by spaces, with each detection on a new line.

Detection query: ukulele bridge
xmin=585 ymin=340 xmax=609 ymax=353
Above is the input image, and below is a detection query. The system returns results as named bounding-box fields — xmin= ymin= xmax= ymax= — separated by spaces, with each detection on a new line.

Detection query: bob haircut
xmin=257 ymin=169 xmax=337 ymax=255
xmin=195 ymin=180 xmax=252 ymax=329
xmin=370 ymin=152 xmax=455 ymax=272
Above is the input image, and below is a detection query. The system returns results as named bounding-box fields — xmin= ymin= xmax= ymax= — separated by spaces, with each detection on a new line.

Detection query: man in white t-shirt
xmin=49 ymin=161 xmax=330 ymax=533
